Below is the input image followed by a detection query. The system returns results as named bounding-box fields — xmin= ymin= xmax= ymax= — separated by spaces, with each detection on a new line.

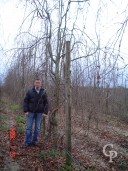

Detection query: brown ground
xmin=0 ymin=97 xmax=128 ymax=171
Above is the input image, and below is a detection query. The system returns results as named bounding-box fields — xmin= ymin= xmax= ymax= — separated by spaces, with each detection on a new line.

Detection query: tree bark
xmin=65 ymin=41 xmax=72 ymax=166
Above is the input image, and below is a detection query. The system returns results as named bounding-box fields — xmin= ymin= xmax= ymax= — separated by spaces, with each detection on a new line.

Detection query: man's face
xmin=34 ymin=80 xmax=41 ymax=89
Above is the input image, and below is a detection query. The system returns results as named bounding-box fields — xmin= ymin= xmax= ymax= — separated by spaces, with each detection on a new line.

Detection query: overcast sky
xmin=0 ymin=0 xmax=128 ymax=79
xmin=0 ymin=0 xmax=23 ymax=77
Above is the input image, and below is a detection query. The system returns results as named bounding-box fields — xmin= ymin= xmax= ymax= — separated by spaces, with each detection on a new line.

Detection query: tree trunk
xmin=65 ymin=41 xmax=72 ymax=166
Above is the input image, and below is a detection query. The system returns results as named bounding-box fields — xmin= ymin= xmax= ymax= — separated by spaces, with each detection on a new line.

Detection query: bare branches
xmin=71 ymin=47 xmax=99 ymax=62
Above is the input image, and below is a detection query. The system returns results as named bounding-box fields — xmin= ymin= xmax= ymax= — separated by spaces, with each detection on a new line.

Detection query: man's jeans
xmin=24 ymin=112 xmax=42 ymax=145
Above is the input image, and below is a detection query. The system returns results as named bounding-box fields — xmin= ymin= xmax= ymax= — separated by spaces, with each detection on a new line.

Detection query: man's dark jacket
xmin=23 ymin=87 xmax=48 ymax=114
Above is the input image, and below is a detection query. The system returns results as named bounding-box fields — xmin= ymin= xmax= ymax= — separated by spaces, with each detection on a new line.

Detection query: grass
xmin=0 ymin=124 xmax=8 ymax=131
xmin=0 ymin=114 xmax=9 ymax=131
xmin=0 ymin=114 xmax=8 ymax=125
xmin=61 ymin=150 xmax=66 ymax=157
xmin=38 ymin=151 xmax=47 ymax=160
xmin=38 ymin=149 xmax=58 ymax=160
xmin=16 ymin=114 xmax=26 ymax=133
xmin=16 ymin=115 xmax=25 ymax=124
xmin=49 ymin=149 xmax=57 ymax=157
xmin=58 ymin=163 xmax=74 ymax=171
xmin=0 ymin=114 xmax=8 ymax=120
xmin=17 ymin=127 xmax=25 ymax=133
xmin=9 ymin=104 xmax=20 ymax=111
xmin=118 ymin=160 xmax=127 ymax=170
xmin=0 ymin=100 xmax=5 ymax=105
xmin=84 ymin=168 xmax=94 ymax=171
xmin=38 ymin=149 xmax=81 ymax=171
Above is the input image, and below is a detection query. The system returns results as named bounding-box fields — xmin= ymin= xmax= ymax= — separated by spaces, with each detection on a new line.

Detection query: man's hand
xmin=43 ymin=113 xmax=47 ymax=117
xmin=43 ymin=111 xmax=50 ymax=117
xmin=24 ymin=112 xmax=29 ymax=115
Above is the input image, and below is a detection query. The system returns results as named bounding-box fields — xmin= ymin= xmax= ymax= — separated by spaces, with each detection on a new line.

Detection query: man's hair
xmin=33 ymin=78 xmax=41 ymax=84
xmin=34 ymin=78 xmax=40 ymax=81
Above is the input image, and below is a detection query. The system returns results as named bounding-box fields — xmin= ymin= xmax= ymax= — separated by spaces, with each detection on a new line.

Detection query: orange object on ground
xmin=9 ymin=127 xmax=16 ymax=140
xmin=9 ymin=151 xmax=16 ymax=158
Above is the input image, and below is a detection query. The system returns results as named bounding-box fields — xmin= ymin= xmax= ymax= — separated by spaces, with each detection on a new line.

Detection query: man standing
xmin=23 ymin=79 xmax=49 ymax=147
